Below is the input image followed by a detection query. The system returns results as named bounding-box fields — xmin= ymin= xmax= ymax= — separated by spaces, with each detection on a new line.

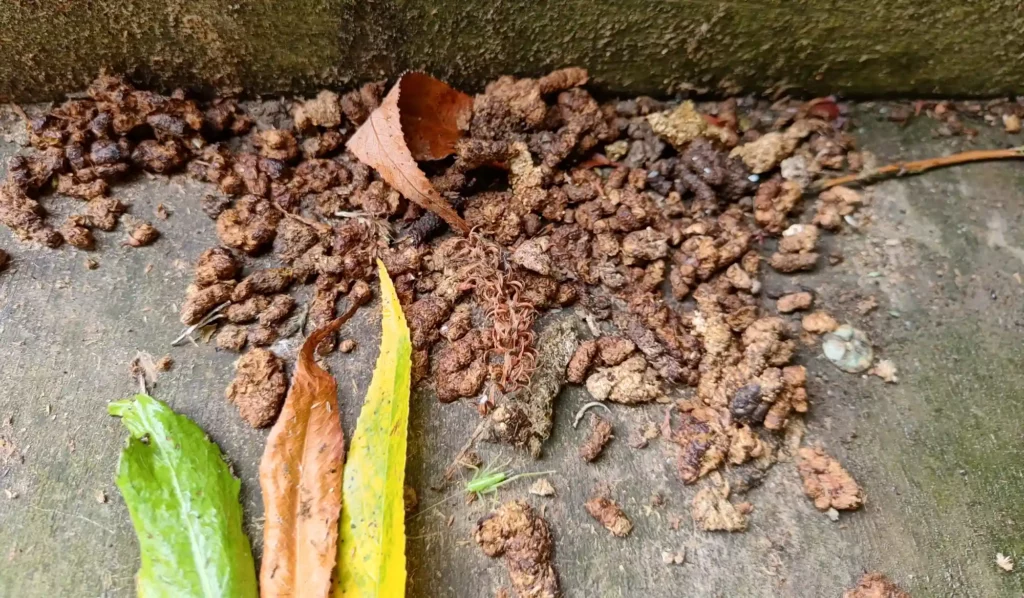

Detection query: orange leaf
xmin=258 ymin=306 xmax=357 ymax=598
xmin=346 ymin=73 xmax=471 ymax=234
xmin=804 ymin=97 xmax=840 ymax=121
xmin=398 ymin=72 xmax=473 ymax=161
xmin=578 ymin=154 xmax=613 ymax=169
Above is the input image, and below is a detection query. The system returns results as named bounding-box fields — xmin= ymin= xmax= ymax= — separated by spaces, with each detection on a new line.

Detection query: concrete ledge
xmin=2 ymin=1 xmax=1022 ymax=101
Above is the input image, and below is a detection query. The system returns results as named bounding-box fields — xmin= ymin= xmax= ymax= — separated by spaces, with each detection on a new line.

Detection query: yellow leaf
xmin=334 ymin=261 xmax=412 ymax=597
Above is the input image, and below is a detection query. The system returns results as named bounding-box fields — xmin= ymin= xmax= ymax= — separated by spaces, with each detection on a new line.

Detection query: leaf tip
xmin=108 ymin=397 xmax=137 ymax=417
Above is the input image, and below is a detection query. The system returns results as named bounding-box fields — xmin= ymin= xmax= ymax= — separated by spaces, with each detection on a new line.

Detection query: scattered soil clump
xmin=528 ymin=479 xmax=556 ymax=497
xmin=842 ymin=572 xmax=910 ymax=598
xmin=777 ymin=292 xmax=813 ymax=313
xmin=474 ymin=500 xmax=560 ymax=598
xmin=584 ymin=495 xmax=633 ymax=537
xmin=796 ymin=447 xmax=864 ymax=511
xmin=802 ymin=311 xmax=839 ymax=334
xmin=691 ymin=482 xmax=750 ymax=532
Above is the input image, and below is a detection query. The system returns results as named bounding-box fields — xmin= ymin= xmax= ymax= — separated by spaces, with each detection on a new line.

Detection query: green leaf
xmin=334 ymin=261 xmax=412 ymax=597
xmin=109 ymin=394 xmax=257 ymax=598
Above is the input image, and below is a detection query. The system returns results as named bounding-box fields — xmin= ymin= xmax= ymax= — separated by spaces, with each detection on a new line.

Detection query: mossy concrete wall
xmin=2 ymin=0 xmax=1022 ymax=100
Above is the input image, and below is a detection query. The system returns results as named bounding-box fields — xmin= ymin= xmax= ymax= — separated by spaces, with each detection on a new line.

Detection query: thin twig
xmin=813 ymin=146 xmax=1024 ymax=191
xmin=27 ymin=504 xmax=114 ymax=534
xmin=444 ymin=419 xmax=490 ymax=481
xmin=7 ymin=103 xmax=29 ymax=126
xmin=170 ymin=302 xmax=230 ymax=346
xmin=572 ymin=402 xmax=611 ymax=428
xmin=271 ymin=203 xmax=331 ymax=234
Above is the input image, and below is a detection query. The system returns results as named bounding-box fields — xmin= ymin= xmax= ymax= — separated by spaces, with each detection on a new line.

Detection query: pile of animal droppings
xmin=1 ymin=70 xmax=871 ymax=543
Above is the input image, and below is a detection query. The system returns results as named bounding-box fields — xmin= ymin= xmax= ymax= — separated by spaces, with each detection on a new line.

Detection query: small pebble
xmin=1003 ymin=114 xmax=1021 ymax=133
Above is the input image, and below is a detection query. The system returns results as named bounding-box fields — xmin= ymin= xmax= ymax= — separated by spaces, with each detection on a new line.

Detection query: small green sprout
xmin=464 ymin=461 xmax=554 ymax=498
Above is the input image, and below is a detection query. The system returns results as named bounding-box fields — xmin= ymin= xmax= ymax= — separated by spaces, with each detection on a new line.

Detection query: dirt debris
xmin=434 ymin=329 xmax=490 ymax=403
xmin=225 ymin=348 xmax=287 ymax=428
xmin=474 ymin=500 xmax=560 ymax=598
xmin=815 ymin=186 xmax=864 ymax=231
xmin=216 ymin=324 xmax=248 ymax=352
xmin=629 ymin=421 xmax=661 ymax=449
xmin=647 ymin=101 xmax=707 ymax=149
xmin=293 ymin=90 xmax=343 ymax=131
xmin=584 ymin=495 xmax=633 ymax=537
xmin=528 ymin=478 xmax=555 ymax=497
xmin=690 ymin=482 xmax=750 ymax=532
xmin=125 ymin=219 xmax=159 ymax=247
xmin=216 ymin=195 xmax=281 ymax=255
xmin=566 ymin=339 xmax=597 ymax=384
xmin=770 ymin=250 xmax=818 ymax=273
xmin=227 ymin=296 xmax=269 ymax=324
xmin=259 ymin=294 xmax=296 ymax=326
xmin=194 ymin=247 xmax=240 ymax=286
xmin=579 ymin=415 xmax=613 ymax=462
xmin=233 ymin=267 xmax=294 ymax=301
xmin=180 ymin=282 xmax=234 ymax=325
xmin=730 ymin=123 xmax=810 ymax=174
xmin=585 ymin=355 xmax=665 ymax=404
xmin=841 ymin=572 xmax=910 ymax=598
xmin=489 ymin=320 xmax=576 ymax=457
xmin=0 ymin=73 xmax=883 ymax=556
xmin=996 ymin=553 xmax=1014 ymax=572
xmin=596 ymin=336 xmax=636 ymax=366
xmin=796 ymin=447 xmax=864 ymax=511
xmin=856 ymin=295 xmax=879 ymax=315
xmin=802 ymin=311 xmax=838 ymax=334
xmin=869 ymin=359 xmax=898 ymax=383
xmin=777 ymin=292 xmax=814 ymax=313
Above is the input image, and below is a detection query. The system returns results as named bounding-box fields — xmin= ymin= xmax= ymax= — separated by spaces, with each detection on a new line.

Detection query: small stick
xmin=573 ymin=401 xmax=611 ymax=428
xmin=170 ymin=302 xmax=230 ymax=346
xmin=271 ymin=202 xmax=331 ymax=234
xmin=813 ymin=146 xmax=1024 ymax=191
xmin=444 ymin=418 xmax=490 ymax=481
xmin=7 ymin=103 xmax=29 ymax=126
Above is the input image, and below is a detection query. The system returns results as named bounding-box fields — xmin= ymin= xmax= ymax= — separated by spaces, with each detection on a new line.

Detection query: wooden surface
xmin=0 ymin=109 xmax=1022 ymax=597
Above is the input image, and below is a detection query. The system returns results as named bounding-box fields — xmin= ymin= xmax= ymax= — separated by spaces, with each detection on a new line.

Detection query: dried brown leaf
xmin=346 ymin=73 xmax=471 ymax=234
xmin=258 ymin=305 xmax=357 ymax=598
xmin=398 ymin=72 xmax=473 ymax=161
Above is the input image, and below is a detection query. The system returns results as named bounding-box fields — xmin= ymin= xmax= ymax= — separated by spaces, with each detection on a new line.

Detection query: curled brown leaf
xmin=258 ymin=304 xmax=358 ymax=598
xmin=346 ymin=73 xmax=471 ymax=234
xmin=398 ymin=72 xmax=474 ymax=161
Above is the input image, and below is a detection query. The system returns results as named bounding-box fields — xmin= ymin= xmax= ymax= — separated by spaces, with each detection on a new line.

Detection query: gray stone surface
xmin=0 ymin=108 xmax=1022 ymax=597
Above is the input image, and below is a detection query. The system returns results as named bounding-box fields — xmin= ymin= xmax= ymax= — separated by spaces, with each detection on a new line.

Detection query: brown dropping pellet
xmin=225 ymin=348 xmax=286 ymax=427
xmin=579 ymin=415 xmax=613 ymax=462
xmin=215 ymin=324 xmax=248 ymax=352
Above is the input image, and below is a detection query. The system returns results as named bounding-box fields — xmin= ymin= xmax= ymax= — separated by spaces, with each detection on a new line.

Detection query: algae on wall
xmin=2 ymin=1 xmax=1023 ymax=100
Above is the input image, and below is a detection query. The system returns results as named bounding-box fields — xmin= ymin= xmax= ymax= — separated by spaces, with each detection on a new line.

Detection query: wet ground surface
xmin=1 ymin=107 xmax=1022 ymax=597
